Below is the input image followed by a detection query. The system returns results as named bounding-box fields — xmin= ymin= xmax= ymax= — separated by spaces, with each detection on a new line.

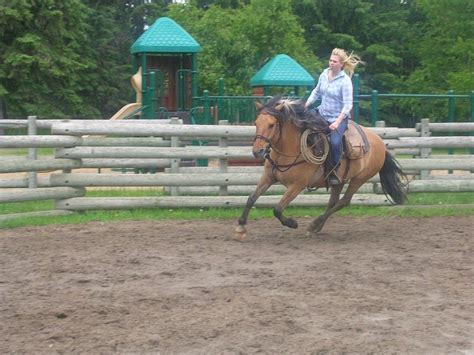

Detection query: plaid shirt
xmin=306 ymin=68 xmax=353 ymax=122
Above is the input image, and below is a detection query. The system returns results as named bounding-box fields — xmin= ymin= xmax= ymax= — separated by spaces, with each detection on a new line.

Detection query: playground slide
xmin=109 ymin=102 xmax=142 ymax=120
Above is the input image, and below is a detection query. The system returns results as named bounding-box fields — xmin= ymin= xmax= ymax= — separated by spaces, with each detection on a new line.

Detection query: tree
xmin=167 ymin=0 xmax=318 ymax=94
xmin=407 ymin=0 xmax=474 ymax=93
xmin=292 ymin=0 xmax=372 ymax=58
xmin=402 ymin=0 xmax=474 ymax=122
xmin=0 ymin=1 xmax=99 ymax=118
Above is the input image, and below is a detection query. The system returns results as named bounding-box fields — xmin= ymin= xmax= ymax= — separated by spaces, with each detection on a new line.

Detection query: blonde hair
xmin=331 ymin=48 xmax=363 ymax=77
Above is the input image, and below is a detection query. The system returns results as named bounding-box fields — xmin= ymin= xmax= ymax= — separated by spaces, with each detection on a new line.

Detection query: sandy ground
xmin=0 ymin=216 xmax=473 ymax=354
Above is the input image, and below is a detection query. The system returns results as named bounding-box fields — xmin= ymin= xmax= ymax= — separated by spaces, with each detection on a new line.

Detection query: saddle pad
xmin=344 ymin=121 xmax=370 ymax=159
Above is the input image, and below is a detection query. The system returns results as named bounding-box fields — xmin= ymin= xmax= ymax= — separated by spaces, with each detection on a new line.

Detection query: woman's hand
xmin=329 ymin=121 xmax=340 ymax=131
xmin=330 ymin=113 xmax=345 ymax=131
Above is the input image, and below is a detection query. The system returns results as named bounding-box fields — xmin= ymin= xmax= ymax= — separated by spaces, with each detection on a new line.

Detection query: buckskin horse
xmin=235 ymin=96 xmax=407 ymax=239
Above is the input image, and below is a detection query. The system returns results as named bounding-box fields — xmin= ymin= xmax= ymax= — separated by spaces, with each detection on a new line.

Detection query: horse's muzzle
xmin=252 ymin=148 xmax=267 ymax=160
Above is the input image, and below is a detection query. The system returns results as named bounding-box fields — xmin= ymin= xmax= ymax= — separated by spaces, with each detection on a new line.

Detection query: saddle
xmin=305 ymin=120 xmax=370 ymax=162
xmin=305 ymin=120 xmax=370 ymax=185
xmin=343 ymin=120 xmax=370 ymax=159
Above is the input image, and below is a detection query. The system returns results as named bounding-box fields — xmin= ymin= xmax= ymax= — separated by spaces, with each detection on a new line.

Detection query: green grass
xmin=431 ymin=147 xmax=471 ymax=155
xmin=1 ymin=191 xmax=473 ymax=230
xmin=0 ymin=148 xmax=54 ymax=156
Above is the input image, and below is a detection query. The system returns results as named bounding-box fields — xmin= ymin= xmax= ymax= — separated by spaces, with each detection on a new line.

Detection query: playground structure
xmin=110 ymin=17 xmax=316 ymax=123
xmin=109 ymin=67 xmax=143 ymax=120
xmin=109 ymin=17 xmax=473 ymax=131
xmin=129 ymin=17 xmax=201 ymax=120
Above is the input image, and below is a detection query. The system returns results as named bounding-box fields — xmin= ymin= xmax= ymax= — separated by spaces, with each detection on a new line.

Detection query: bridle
xmin=253 ymin=114 xmax=307 ymax=173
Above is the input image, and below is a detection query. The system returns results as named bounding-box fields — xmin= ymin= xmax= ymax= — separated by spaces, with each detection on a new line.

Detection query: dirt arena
xmin=1 ymin=216 xmax=472 ymax=353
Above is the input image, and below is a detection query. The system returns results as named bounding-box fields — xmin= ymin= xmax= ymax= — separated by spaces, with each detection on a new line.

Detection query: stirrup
xmin=328 ymin=173 xmax=340 ymax=186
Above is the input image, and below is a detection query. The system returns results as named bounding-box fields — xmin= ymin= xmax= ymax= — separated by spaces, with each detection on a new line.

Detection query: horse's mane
xmin=261 ymin=95 xmax=329 ymax=133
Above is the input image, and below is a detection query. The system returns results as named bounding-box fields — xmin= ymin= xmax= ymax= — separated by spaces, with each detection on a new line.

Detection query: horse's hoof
xmin=284 ymin=218 xmax=298 ymax=229
xmin=307 ymin=224 xmax=323 ymax=234
xmin=234 ymin=225 xmax=247 ymax=241
xmin=308 ymin=217 xmax=325 ymax=234
xmin=234 ymin=232 xmax=247 ymax=241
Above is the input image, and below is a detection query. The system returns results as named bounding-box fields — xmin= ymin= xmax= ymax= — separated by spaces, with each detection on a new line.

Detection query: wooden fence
xmin=1 ymin=117 xmax=473 ymax=221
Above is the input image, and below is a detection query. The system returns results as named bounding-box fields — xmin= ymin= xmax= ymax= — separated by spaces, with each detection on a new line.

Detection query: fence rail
xmin=1 ymin=117 xmax=473 ymax=221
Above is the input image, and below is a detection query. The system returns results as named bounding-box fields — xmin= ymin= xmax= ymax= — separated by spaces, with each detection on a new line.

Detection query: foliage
xmin=167 ymin=0 xmax=318 ymax=94
xmin=407 ymin=0 xmax=474 ymax=94
xmin=0 ymin=1 xmax=98 ymax=118
xmin=402 ymin=0 xmax=474 ymax=122
xmin=0 ymin=0 xmax=472 ymax=123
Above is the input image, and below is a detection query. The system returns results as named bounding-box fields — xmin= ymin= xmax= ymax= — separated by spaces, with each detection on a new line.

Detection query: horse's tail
xmin=379 ymin=151 xmax=408 ymax=205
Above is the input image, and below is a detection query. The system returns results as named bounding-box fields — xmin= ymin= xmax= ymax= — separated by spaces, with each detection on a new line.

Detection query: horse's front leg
xmin=235 ymin=172 xmax=276 ymax=240
xmin=273 ymin=184 xmax=306 ymax=229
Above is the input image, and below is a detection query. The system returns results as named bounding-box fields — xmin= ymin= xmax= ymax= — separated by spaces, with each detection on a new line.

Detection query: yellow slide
xmin=109 ymin=102 xmax=142 ymax=120
xmin=109 ymin=67 xmax=143 ymax=120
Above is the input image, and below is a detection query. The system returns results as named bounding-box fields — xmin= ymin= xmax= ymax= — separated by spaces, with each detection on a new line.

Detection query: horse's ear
xmin=255 ymin=101 xmax=264 ymax=111
xmin=275 ymin=102 xmax=285 ymax=111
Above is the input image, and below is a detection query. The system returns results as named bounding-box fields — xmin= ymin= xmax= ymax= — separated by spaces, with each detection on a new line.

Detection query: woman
xmin=304 ymin=48 xmax=363 ymax=185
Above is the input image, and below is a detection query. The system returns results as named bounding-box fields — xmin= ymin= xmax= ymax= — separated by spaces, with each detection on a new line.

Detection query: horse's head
xmin=252 ymin=109 xmax=279 ymax=160
xmin=252 ymin=96 xmax=308 ymax=160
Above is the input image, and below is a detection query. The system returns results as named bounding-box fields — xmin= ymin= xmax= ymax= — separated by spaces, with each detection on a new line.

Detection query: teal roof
xmin=131 ymin=17 xmax=201 ymax=54
xmin=251 ymin=54 xmax=315 ymax=87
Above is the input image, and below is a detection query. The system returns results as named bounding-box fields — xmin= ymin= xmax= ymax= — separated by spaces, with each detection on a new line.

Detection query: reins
xmin=255 ymin=117 xmax=299 ymax=158
xmin=254 ymin=127 xmax=329 ymax=173
xmin=267 ymin=152 xmax=306 ymax=173
xmin=254 ymin=134 xmax=305 ymax=172
xmin=254 ymin=104 xmax=331 ymax=172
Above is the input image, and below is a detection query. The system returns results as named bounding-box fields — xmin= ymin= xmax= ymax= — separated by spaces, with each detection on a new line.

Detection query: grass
xmin=0 ymin=147 xmax=55 ymax=157
xmin=1 ymin=147 xmax=470 ymax=157
xmin=1 ymin=191 xmax=473 ymax=230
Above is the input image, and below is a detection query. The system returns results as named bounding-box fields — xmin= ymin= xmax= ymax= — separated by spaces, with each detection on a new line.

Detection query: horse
xmin=234 ymin=96 xmax=407 ymax=239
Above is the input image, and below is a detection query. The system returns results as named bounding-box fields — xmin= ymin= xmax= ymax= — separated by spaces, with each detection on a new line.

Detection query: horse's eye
xmin=268 ymin=124 xmax=275 ymax=129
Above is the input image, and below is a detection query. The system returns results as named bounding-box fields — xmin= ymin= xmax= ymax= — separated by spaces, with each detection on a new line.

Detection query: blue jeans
xmin=328 ymin=118 xmax=348 ymax=167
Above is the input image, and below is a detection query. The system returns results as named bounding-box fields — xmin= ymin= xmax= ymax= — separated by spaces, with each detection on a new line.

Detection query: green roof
xmin=131 ymin=17 xmax=201 ymax=54
xmin=251 ymin=54 xmax=315 ymax=87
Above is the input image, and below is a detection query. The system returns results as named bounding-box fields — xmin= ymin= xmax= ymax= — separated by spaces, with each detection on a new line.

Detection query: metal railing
xmin=190 ymin=89 xmax=473 ymax=127
xmin=358 ymin=90 xmax=474 ymax=126
xmin=191 ymin=92 xmax=271 ymax=125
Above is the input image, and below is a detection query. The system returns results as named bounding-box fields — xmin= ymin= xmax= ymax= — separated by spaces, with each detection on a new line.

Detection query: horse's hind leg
xmin=235 ymin=172 xmax=276 ymax=240
xmin=273 ymin=184 xmax=306 ymax=229
xmin=308 ymin=181 xmax=360 ymax=234
xmin=327 ymin=183 xmax=345 ymax=209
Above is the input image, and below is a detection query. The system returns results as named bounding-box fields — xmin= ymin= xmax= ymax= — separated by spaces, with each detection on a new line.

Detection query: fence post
xmin=203 ymin=90 xmax=210 ymax=125
xmin=419 ymin=118 xmax=431 ymax=180
xmin=447 ymin=90 xmax=455 ymax=159
xmin=218 ymin=78 xmax=225 ymax=96
xmin=218 ymin=120 xmax=229 ymax=196
xmin=353 ymin=74 xmax=360 ymax=123
xmin=217 ymin=78 xmax=225 ymax=121
xmin=27 ymin=115 xmax=38 ymax=188
xmin=371 ymin=90 xmax=378 ymax=126
xmin=170 ymin=117 xmax=182 ymax=196
xmin=147 ymin=71 xmax=156 ymax=119
xmin=470 ymin=91 xmax=474 ymax=155
xmin=176 ymin=70 xmax=185 ymax=111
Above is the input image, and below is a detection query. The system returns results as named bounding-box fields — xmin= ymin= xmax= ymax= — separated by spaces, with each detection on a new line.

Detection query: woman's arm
xmin=329 ymin=76 xmax=353 ymax=131
xmin=304 ymin=74 xmax=322 ymax=109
